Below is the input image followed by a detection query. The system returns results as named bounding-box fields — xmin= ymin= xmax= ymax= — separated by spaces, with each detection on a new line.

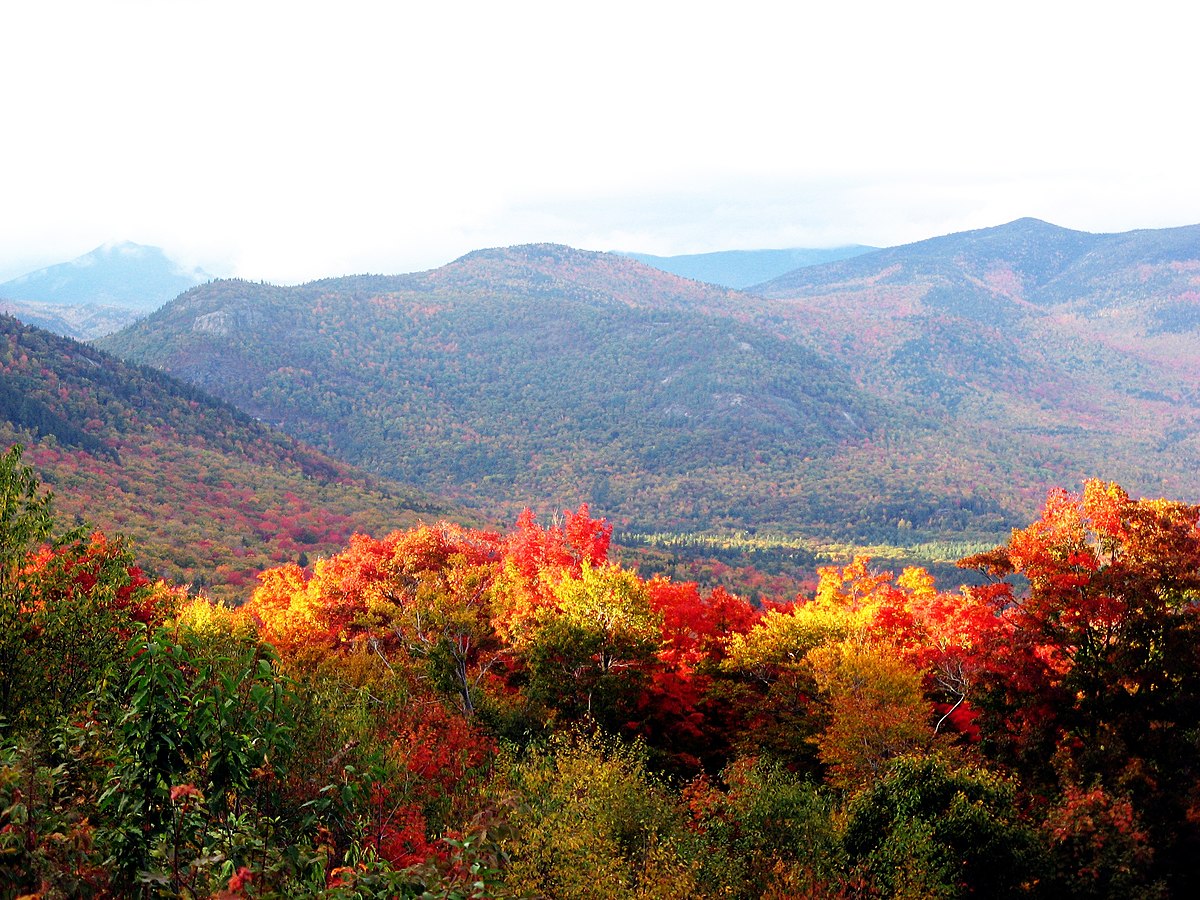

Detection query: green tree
xmin=2 ymin=445 xmax=158 ymax=729
xmin=0 ymin=444 xmax=57 ymax=719
xmin=843 ymin=753 xmax=1046 ymax=899
xmin=684 ymin=756 xmax=846 ymax=898
xmin=98 ymin=622 xmax=300 ymax=895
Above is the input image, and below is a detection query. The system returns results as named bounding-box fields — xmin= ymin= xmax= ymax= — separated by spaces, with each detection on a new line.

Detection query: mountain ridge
xmin=95 ymin=217 xmax=1200 ymax=557
xmin=99 ymin=249 xmax=941 ymax=541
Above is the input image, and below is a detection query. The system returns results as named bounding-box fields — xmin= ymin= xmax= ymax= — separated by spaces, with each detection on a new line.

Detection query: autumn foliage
xmin=6 ymin=450 xmax=1200 ymax=896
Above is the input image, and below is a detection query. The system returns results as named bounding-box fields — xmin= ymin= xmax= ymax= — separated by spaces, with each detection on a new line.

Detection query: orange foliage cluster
xmin=237 ymin=502 xmax=1028 ymax=785
xmin=19 ymin=531 xmax=176 ymax=635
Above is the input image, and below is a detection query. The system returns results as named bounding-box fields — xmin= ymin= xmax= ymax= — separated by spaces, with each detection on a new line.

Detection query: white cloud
xmin=1 ymin=0 xmax=1197 ymax=282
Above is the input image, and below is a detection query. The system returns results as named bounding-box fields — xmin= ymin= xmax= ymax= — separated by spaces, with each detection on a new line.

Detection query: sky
xmin=2 ymin=0 xmax=1197 ymax=284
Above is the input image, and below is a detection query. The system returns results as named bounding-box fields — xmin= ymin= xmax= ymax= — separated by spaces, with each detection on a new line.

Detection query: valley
xmin=5 ymin=217 xmax=1200 ymax=896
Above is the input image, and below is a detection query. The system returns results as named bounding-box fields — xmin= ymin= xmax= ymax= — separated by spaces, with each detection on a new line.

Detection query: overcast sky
xmin=2 ymin=0 xmax=1196 ymax=284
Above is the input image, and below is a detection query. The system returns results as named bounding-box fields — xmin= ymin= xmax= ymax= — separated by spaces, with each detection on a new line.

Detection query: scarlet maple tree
xmin=961 ymin=480 xmax=1200 ymax=884
xmin=870 ymin=566 xmax=1000 ymax=740
xmin=962 ymin=481 xmax=1200 ymax=764
xmin=503 ymin=503 xmax=611 ymax=582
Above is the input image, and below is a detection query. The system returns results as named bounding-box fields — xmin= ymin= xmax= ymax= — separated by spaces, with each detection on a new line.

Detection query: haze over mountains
xmin=618 ymin=246 xmax=876 ymax=289
xmin=94 ymin=218 xmax=1200 ymax=560
xmin=0 ymin=241 xmax=213 ymax=340
xmin=0 ymin=240 xmax=211 ymax=310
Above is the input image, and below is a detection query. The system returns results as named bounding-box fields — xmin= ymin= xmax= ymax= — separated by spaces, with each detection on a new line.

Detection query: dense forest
xmin=6 ymin=220 xmax=1200 ymax=896
xmin=5 ymin=444 xmax=1200 ymax=898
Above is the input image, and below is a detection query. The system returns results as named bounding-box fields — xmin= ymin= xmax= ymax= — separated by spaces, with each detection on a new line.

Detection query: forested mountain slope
xmin=748 ymin=218 xmax=1200 ymax=507
xmin=99 ymin=246 xmax=1024 ymax=545
xmin=98 ymin=222 xmax=1200 ymax=552
xmin=1 ymin=315 xmax=455 ymax=599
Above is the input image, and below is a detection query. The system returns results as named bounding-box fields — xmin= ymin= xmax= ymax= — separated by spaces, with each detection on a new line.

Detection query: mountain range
xmin=94 ymin=218 xmax=1200 ymax=561
xmin=0 ymin=241 xmax=873 ymax=340
xmin=747 ymin=217 xmax=1200 ymax=497
xmin=98 ymin=247 xmax=903 ymax=540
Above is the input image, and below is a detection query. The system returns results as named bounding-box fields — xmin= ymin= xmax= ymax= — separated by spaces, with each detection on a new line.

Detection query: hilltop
xmin=0 ymin=241 xmax=214 ymax=339
xmin=0 ymin=241 xmax=212 ymax=311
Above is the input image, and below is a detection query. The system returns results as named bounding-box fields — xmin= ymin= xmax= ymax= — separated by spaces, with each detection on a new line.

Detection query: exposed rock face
xmin=192 ymin=309 xmax=233 ymax=335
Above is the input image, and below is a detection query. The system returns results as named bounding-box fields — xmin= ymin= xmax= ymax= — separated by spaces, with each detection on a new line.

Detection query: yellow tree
xmin=723 ymin=557 xmax=933 ymax=782
xmin=807 ymin=641 xmax=931 ymax=791
xmin=517 ymin=563 xmax=663 ymax=725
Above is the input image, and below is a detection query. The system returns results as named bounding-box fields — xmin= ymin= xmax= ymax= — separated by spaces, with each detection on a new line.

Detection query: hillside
xmin=97 ymin=221 xmax=1200 ymax=558
xmin=747 ymin=218 xmax=1200 ymax=508
xmin=1 ymin=314 xmax=457 ymax=600
xmin=101 ymin=246 xmax=1019 ymax=547
xmin=620 ymin=245 xmax=876 ymax=289
xmin=0 ymin=240 xmax=211 ymax=312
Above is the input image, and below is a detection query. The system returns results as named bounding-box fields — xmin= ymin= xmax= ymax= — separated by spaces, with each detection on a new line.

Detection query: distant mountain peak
xmin=98 ymin=239 xmax=149 ymax=253
xmin=452 ymin=242 xmax=599 ymax=266
xmin=429 ymin=242 xmax=741 ymax=312
xmin=999 ymin=216 xmax=1058 ymax=228
xmin=443 ymin=242 xmax=667 ymax=284
xmin=981 ymin=217 xmax=1088 ymax=237
xmin=0 ymin=242 xmax=212 ymax=312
